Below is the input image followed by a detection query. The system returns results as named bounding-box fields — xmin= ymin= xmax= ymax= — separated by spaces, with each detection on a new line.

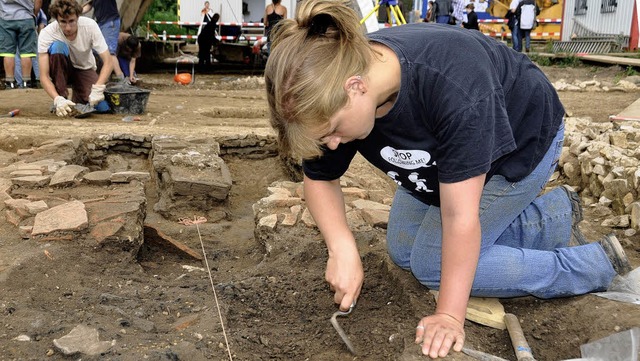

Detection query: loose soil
xmin=0 ymin=63 xmax=639 ymax=361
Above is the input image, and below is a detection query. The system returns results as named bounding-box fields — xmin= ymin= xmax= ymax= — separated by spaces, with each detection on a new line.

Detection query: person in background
xmin=462 ymin=3 xmax=479 ymax=30
xmin=0 ymin=0 xmax=42 ymax=89
xmin=201 ymin=0 xmax=215 ymax=18
xmin=451 ymin=0 xmax=465 ymax=25
xmin=15 ymin=8 xmax=47 ymax=88
xmin=264 ymin=0 xmax=287 ymax=54
xmin=507 ymin=0 xmax=522 ymax=52
xmin=197 ymin=5 xmax=219 ymax=68
xmin=265 ymin=0 xmax=633 ymax=357
xmin=39 ymin=0 xmax=111 ymax=116
xmin=424 ymin=1 xmax=436 ymax=22
xmin=434 ymin=0 xmax=452 ymax=24
xmin=516 ymin=0 xmax=539 ymax=53
xmin=116 ymin=32 xmax=141 ymax=84
xmin=82 ymin=0 xmax=122 ymax=80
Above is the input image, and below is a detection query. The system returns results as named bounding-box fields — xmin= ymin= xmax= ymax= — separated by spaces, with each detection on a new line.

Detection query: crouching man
xmin=38 ymin=0 xmax=111 ymax=117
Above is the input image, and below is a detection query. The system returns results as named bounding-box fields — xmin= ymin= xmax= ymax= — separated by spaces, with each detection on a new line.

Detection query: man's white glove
xmin=53 ymin=96 xmax=76 ymax=117
xmin=88 ymin=84 xmax=106 ymax=106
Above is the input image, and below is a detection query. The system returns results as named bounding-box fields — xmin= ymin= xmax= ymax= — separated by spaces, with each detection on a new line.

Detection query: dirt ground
xmin=0 ymin=63 xmax=639 ymax=361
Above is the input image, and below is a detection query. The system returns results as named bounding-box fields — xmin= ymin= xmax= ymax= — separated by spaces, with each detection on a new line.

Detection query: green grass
xmin=613 ymin=66 xmax=640 ymax=83
xmin=530 ymin=54 xmax=552 ymax=66
xmin=556 ymin=56 xmax=582 ymax=68
xmin=622 ymin=66 xmax=639 ymax=77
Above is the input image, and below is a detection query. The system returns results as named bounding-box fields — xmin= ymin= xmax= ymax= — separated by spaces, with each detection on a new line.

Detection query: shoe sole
xmin=561 ymin=185 xmax=583 ymax=223
xmin=561 ymin=185 xmax=588 ymax=246
xmin=601 ymin=234 xmax=632 ymax=275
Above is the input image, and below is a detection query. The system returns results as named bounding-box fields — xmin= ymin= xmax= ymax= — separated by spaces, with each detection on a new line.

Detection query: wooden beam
xmin=576 ymin=54 xmax=640 ymax=67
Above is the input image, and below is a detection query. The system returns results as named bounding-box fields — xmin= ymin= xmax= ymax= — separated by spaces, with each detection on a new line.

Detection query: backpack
xmin=517 ymin=0 xmax=539 ymax=30
xmin=505 ymin=10 xmax=515 ymax=30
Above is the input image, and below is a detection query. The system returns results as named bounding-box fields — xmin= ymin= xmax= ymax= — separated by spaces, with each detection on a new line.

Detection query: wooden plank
xmin=610 ymin=97 xmax=640 ymax=121
xmin=576 ymin=54 xmax=640 ymax=67
xmin=430 ymin=290 xmax=507 ymax=330
xmin=144 ymin=224 xmax=204 ymax=260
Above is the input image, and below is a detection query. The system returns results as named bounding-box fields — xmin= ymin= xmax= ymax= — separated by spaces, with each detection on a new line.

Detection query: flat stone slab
xmin=53 ymin=324 xmax=113 ymax=356
xmin=49 ymin=165 xmax=89 ymax=187
xmin=83 ymin=170 xmax=113 ymax=186
xmin=11 ymin=175 xmax=51 ymax=188
xmin=85 ymin=200 xmax=142 ymax=224
xmin=32 ymin=200 xmax=88 ymax=236
xmin=167 ymin=164 xmax=232 ymax=200
xmin=361 ymin=208 xmax=389 ymax=229
xmin=9 ymin=170 xmax=43 ymax=177
xmin=4 ymin=199 xmax=31 ymax=211
xmin=26 ymin=200 xmax=48 ymax=215
xmin=351 ymin=199 xmax=391 ymax=211
xmin=110 ymin=171 xmax=151 ymax=183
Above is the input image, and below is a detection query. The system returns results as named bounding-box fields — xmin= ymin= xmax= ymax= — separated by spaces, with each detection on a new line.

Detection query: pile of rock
xmin=561 ymin=117 xmax=640 ymax=229
xmin=552 ymin=76 xmax=640 ymax=92
xmin=252 ymin=176 xmax=393 ymax=255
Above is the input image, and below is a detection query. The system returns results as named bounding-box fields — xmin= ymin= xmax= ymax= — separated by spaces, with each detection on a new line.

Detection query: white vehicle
xmin=178 ymin=0 xmax=378 ymax=33
xmin=178 ymin=0 xmax=296 ymax=25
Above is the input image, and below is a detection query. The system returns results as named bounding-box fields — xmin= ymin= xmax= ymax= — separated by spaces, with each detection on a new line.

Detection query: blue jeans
xmin=520 ymin=28 xmax=531 ymax=51
xmin=511 ymin=21 xmax=521 ymax=52
xmin=386 ymin=123 xmax=616 ymax=298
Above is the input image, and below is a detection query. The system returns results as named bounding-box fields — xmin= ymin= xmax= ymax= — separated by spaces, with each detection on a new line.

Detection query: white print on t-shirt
xmin=387 ymin=171 xmax=402 ymax=186
xmin=380 ymin=146 xmax=435 ymax=170
xmin=408 ymin=172 xmax=434 ymax=193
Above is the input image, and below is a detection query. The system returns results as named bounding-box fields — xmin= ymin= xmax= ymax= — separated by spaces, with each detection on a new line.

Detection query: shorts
xmin=99 ymin=18 xmax=121 ymax=55
xmin=0 ymin=18 xmax=37 ymax=57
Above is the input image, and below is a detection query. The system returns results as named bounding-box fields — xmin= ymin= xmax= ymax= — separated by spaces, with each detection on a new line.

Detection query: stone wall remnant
xmin=151 ymin=137 xmax=232 ymax=220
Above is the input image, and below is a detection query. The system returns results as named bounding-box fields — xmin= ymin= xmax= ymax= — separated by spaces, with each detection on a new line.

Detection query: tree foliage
xmin=142 ymin=0 xmax=187 ymax=36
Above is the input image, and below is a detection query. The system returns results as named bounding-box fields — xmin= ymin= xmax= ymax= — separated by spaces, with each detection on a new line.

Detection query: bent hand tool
xmin=330 ymin=302 xmax=357 ymax=354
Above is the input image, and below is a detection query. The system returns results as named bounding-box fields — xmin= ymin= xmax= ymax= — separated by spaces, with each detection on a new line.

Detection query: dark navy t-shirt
xmin=303 ymin=23 xmax=564 ymax=206
xmin=92 ymin=0 xmax=119 ymax=24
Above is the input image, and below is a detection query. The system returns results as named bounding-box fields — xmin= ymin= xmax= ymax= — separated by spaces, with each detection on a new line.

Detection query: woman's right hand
xmin=302 ymin=176 xmax=362 ymax=311
xmin=325 ymin=242 xmax=363 ymax=311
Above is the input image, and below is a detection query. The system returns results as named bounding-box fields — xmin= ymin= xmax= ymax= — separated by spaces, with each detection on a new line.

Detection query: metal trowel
xmin=330 ymin=302 xmax=357 ymax=354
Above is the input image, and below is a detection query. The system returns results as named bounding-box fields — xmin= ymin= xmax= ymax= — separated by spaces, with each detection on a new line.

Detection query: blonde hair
xmin=265 ymin=0 xmax=373 ymax=160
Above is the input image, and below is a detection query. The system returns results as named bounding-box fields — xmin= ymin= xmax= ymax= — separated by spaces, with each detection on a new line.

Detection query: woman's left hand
xmin=415 ymin=313 xmax=465 ymax=358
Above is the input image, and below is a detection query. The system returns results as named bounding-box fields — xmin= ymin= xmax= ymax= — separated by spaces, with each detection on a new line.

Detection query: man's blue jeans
xmin=386 ymin=123 xmax=616 ymax=298
xmin=511 ymin=21 xmax=521 ymax=52
xmin=520 ymin=29 xmax=532 ymax=51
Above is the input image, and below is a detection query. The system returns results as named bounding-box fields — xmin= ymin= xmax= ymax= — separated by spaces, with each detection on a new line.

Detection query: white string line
xmin=181 ymin=216 xmax=233 ymax=361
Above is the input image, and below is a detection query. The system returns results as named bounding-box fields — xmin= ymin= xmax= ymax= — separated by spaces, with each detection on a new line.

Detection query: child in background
xmin=462 ymin=3 xmax=479 ymax=30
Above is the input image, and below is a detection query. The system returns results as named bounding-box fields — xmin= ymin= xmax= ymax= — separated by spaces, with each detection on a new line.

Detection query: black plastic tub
xmin=104 ymin=83 xmax=151 ymax=114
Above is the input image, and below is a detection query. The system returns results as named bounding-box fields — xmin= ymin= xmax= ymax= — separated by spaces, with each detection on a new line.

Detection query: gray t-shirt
xmin=304 ymin=23 xmax=564 ymax=206
xmin=0 ymin=0 xmax=36 ymax=20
